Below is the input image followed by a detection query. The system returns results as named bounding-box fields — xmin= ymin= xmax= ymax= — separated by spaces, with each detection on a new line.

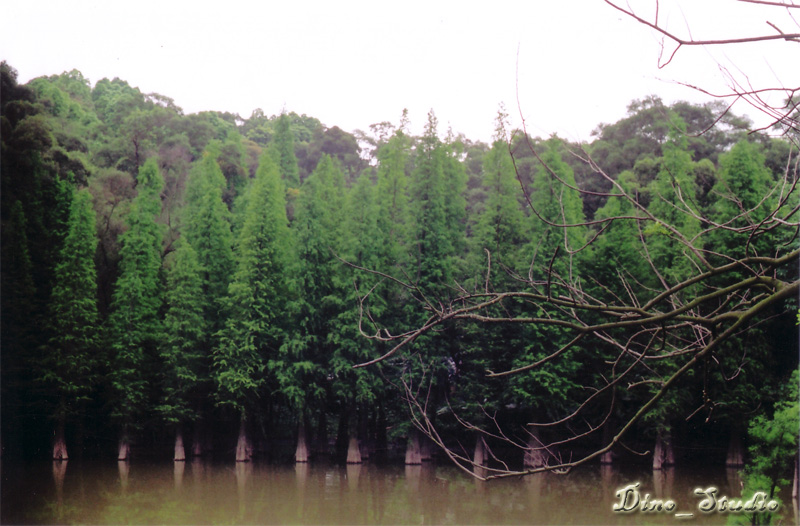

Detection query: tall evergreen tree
xmin=213 ymin=152 xmax=291 ymax=461
xmin=183 ymin=151 xmax=235 ymax=328
xmin=41 ymin=188 xmax=99 ymax=460
xmin=280 ymin=155 xmax=347 ymax=459
xmin=470 ymin=112 xmax=528 ymax=283
xmin=271 ymin=112 xmax=301 ymax=189
xmin=409 ymin=111 xmax=455 ymax=300
xmin=157 ymin=237 xmax=207 ymax=460
xmin=108 ymin=158 xmax=165 ymax=460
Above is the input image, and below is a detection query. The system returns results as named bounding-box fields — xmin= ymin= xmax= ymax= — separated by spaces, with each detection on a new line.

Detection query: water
xmin=1 ymin=459 xmax=795 ymax=524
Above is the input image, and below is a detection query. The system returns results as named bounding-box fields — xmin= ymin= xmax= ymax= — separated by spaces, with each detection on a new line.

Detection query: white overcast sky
xmin=2 ymin=1 xmax=798 ymax=143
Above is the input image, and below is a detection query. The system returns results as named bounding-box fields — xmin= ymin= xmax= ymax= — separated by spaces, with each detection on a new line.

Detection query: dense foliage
xmin=1 ymin=60 xmax=796 ymax=498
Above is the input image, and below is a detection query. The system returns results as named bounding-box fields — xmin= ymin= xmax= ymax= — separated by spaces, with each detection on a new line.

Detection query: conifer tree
xmin=271 ymin=112 xmax=300 ymax=189
xmin=409 ymin=111 xmax=453 ymax=300
xmin=41 ymin=188 xmax=99 ymax=460
xmin=280 ymin=155 xmax=346 ymax=459
xmin=471 ymin=112 xmax=528 ymax=282
xmin=213 ymin=152 xmax=291 ymax=461
xmin=108 ymin=158 xmax=165 ymax=460
xmin=183 ymin=152 xmax=235 ymax=328
xmin=158 ymin=237 xmax=207 ymax=460
xmin=527 ymin=138 xmax=587 ymax=278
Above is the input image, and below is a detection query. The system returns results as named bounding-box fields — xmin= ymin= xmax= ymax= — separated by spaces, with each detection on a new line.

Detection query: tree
xmin=107 ymin=157 xmax=165 ymax=460
xmin=40 ymin=188 xmax=99 ymax=460
xmin=213 ymin=152 xmax=291 ymax=461
xmin=354 ymin=15 xmax=798 ymax=476
xmin=469 ymin=111 xmax=528 ymax=280
xmin=279 ymin=155 xmax=346 ymax=460
xmin=157 ymin=238 xmax=207 ymax=461
xmin=270 ymin=112 xmax=300 ymax=189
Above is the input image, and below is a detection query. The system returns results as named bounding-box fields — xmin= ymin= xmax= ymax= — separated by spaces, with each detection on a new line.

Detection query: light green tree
xmin=213 ymin=152 xmax=291 ymax=461
xmin=108 ymin=158 xmax=165 ymax=460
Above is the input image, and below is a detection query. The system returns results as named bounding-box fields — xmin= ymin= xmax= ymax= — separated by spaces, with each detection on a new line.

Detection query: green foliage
xmin=735 ymin=370 xmax=799 ymax=525
xmin=527 ymin=139 xmax=587 ymax=278
xmin=470 ymin=120 xmax=528 ymax=281
xmin=157 ymin=238 xmax=207 ymax=425
xmin=108 ymin=158 xmax=165 ymax=430
xmin=270 ymin=113 xmax=300 ymax=189
xmin=40 ymin=188 xmax=99 ymax=419
xmin=213 ymin=152 xmax=291 ymax=415
xmin=183 ymin=151 xmax=235 ymax=329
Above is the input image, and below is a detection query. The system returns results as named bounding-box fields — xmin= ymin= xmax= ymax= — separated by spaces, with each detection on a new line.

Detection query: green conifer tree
xmin=41 ymin=188 xmax=99 ymax=460
xmin=213 ymin=152 xmax=291 ymax=461
xmin=158 ymin=237 xmax=207 ymax=460
xmin=108 ymin=158 xmax=165 ymax=460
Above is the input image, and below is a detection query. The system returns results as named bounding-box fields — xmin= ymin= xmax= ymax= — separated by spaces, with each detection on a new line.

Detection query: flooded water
xmin=1 ymin=459 xmax=795 ymax=524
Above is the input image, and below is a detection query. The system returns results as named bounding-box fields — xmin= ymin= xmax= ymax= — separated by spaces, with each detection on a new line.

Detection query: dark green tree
xmin=280 ymin=155 xmax=346 ymax=460
xmin=40 ymin=188 xmax=99 ymax=460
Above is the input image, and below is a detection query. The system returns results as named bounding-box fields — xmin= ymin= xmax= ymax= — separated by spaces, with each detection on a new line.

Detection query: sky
xmin=3 ymin=0 xmax=798 ymax=144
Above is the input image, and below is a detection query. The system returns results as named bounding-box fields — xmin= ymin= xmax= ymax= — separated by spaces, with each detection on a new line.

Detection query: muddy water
xmin=1 ymin=459 xmax=794 ymax=524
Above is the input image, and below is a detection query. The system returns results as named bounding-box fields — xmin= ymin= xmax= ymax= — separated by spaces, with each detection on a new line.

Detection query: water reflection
xmin=117 ymin=460 xmax=129 ymax=492
xmin=173 ymin=459 xmax=185 ymax=490
xmin=2 ymin=460 xmax=796 ymax=525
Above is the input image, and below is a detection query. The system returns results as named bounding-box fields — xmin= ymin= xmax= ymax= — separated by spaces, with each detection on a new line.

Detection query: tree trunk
xmin=473 ymin=435 xmax=486 ymax=467
xmin=600 ymin=424 xmax=613 ymax=465
xmin=725 ymin=430 xmax=744 ymax=467
xmin=420 ymin=435 xmax=432 ymax=462
xmin=314 ymin=411 xmax=328 ymax=456
xmin=117 ymin=436 xmax=130 ymax=461
xmin=405 ymin=429 xmax=422 ymax=465
xmin=295 ymin=419 xmax=309 ymax=463
xmin=174 ymin=429 xmax=186 ymax=461
xmin=524 ymin=428 xmax=546 ymax=468
xmin=52 ymin=418 xmax=68 ymax=460
xmin=235 ymin=416 xmax=251 ymax=462
xmin=192 ymin=422 xmax=203 ymax=457
xmin=653 ymin=430 xmax=675 ymax=470
xmin=346 ymin=435 xmax=362 ymax=464
xmin=793 ymin=452 xmax=798 ymax=501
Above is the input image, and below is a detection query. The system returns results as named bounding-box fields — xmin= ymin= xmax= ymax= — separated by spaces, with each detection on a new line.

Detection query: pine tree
xmin=41 ymin=188 xmax=99 ymax=460
xmin=108 ymin=157 xmax=165 ymax=460
xmin=213 ymin=152 xmax=291 ymax=461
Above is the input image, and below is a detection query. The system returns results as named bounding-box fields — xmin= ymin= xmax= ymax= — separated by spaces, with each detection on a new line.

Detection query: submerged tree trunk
xmin=346 ymin=435 xmax=362 ymax=464
xmin=314 ymin=411 xmax=328 ymax=457
xmin=405 ymin=429 xmax=422 ymax=465
xmin=52 ymin=418 xmax=68 ymax=460
xmin=653 ymin=430 xmax=675 ymax=470
xmin=117 ymin=435 xmax=130 ymax=461
xmin=295 ymin=419 xmax=309 ymax=463
xmin=235 ymin=416 xmax=252 ymax=462
xmin=725 ymin=430 xmax=744 ymax=467
xmin=600 ymin=425 xmax=613 ymax=465
xmin=174 ymin=429 xmax=186 ymax=461
xmin=524 ymin=428 xmax=546 ymax=469
xmin=473 ymin=435 xmax=486 ymax=468
xmin=192 ymin=421 xmax=203 ymax=457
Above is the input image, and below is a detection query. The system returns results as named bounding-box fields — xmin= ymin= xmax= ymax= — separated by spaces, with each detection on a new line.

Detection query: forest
xmin=1 ymin=58 xmax=797 ymax=500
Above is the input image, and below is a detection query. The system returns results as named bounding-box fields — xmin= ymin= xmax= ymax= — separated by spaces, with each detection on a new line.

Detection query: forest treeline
xmin=1 ymin=62 xmax=797 ymax=484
